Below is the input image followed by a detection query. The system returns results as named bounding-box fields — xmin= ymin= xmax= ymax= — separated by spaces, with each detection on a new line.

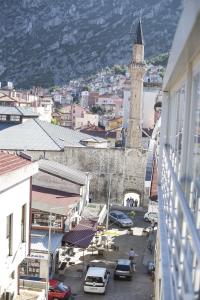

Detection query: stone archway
xmin=123 ymin=190 xmax=141 ymax=208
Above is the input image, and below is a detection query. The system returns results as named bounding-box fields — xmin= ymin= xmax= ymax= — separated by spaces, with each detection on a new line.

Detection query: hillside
xmin=0 ymin=0 xmax=182 ymax=88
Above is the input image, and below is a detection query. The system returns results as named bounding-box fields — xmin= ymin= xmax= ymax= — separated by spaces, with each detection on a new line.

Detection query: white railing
xmin=158 ymin=146 xmax=200 ymax=299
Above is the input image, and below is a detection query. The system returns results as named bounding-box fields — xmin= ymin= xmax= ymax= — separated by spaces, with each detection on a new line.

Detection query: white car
xmin=84 ymin=267 xmax=110 ymax=294
xmin=144 ymin=212 xmax=158 ymax=223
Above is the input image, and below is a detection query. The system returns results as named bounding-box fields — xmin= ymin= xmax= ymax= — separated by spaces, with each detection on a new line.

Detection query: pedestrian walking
xmin=128 ymin=248 xmax=138 ymax=272
xmin=126 ymin=198 xmax=130 ymax=207
xmin=130 ymin=197 xmax=134 ymax=207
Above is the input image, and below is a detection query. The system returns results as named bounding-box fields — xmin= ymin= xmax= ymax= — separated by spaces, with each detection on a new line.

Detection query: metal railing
xmin=158 ymin=146 xmax=200 ymax=299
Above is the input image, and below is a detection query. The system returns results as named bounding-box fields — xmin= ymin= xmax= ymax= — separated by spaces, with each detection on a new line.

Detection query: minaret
xmin=126 ymin=20 xmax=146 ymax=149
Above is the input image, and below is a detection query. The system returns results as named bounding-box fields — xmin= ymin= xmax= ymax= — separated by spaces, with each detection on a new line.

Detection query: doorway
xmin=123 ymin=192 xmax=140 ymax=207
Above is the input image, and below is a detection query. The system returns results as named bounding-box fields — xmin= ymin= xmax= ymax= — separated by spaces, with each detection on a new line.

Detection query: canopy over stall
xmin=63 ymin=218 xmax=97 ymax=248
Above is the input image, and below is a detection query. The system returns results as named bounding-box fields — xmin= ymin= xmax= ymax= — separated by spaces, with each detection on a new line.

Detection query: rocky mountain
xmin=0 ymin=0 xmax=182 ymax=88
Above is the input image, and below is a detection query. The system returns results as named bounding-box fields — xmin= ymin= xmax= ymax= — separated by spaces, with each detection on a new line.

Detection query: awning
xmin=62 ymin=219 xmax=97 ymax=249
xmin=31 ymin=230 xmax=64 ymax=253
xmin=32 ymin=186 xmax=80 ymax=216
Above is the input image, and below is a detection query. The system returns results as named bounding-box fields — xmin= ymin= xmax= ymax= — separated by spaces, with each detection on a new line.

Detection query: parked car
xmin=109 ymin=210 xmax=133 ymax=228
xmin=144 ymin=212 xmax=158 ymax=223
xmin=84 ymin=267 xmax=110 ymax=294
xmin=114 ymin=259 xmax=133 ymax=280
xmin=48 ymin=279 xmax=71 ymax=300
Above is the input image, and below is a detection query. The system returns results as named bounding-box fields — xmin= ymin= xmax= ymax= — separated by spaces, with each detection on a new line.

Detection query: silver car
xmin=109 ymin=210 xmax=133 ymax=228
xmin=114 ymin=259 xmax=133 ymax=280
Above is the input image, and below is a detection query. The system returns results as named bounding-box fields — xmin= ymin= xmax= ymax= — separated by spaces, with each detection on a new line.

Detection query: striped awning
xmin=62 ymin=218 xmax=97 ymax=249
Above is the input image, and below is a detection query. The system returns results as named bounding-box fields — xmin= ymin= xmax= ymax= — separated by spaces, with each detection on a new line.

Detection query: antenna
xmin=139 ymin=8 xmax=143 ymax=20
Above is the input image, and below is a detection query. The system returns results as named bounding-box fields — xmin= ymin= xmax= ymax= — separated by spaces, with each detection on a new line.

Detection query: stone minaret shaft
xmin=126 ymin=20 xmax=146 ymax=149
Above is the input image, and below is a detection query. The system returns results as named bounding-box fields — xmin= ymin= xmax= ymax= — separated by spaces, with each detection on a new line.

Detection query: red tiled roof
xmin=150 ymin=160 xmax=158 ymax=201
xmin=63 ymin=218 xmax=97 ymax=248
xmin=0 ymin=151 xmax=31 ymax=176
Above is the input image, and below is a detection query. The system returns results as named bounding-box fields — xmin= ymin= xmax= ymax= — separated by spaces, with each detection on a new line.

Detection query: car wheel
xmin=114 ymin=274 xmax=118 ymax=280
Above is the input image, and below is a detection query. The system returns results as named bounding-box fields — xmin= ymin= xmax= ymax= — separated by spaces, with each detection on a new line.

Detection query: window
xmin=10 ymin=115 xmax=20 ymax=122
xmin=192 ymin=72 xmax=200 ymax=181
xmin=0 ymin=114 xmax=7 ymax=121
xmin=174 ymin=85 xmax=185 ymax=161
xmin=32 ymin=211 xmax=62 ymax=229
xmin=86 ymin=276 xmax=103 ymax=283
xmin=6 ymin=214 xmax=13 ymax=256
xmin=20 ymin=258 xmax=40 ymax=277
xmin=190 ymin=72 xmax=200 ymax=225
xmin=21 ymin=204 xmax=26 ymax=242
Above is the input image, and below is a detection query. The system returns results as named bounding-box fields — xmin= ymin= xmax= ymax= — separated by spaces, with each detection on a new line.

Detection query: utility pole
xmin=46 ymin=211 xmax=52 ymax=300
xmin=106 ymin=173 xmax=112 ymax=229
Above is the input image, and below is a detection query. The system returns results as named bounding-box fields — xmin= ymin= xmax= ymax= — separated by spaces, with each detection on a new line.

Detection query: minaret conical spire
xmin=134 ymin=19 xmax=144 ymax=45
xmin=126 ymin=18 xmax=146 ymax=149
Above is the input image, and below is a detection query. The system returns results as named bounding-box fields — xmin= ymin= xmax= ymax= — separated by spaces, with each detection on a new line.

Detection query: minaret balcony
xmin=129 ymin=61 xmax=146 ymax=69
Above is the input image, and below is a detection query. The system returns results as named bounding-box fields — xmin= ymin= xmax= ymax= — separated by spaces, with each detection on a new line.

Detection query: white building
xmin=0 ymin=152 xmax=38 ymax=299
xmin=34 ymin=96 xmax=53 ymax=123
xmin=75 ymin=111 xmax=99 ymax=129
xmin=80 ymin=91 xmax=89 ymax=107
xmin=156 ymin=1 xmax=200 ymax=299
xmin=123 ymin=84 xmax=160 ymax=130
xmin=142 ymin=87 xmax=160 ymax=129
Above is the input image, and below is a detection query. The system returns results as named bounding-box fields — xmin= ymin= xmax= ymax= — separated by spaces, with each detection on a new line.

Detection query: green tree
xmin=82 ymin=85 xmax=90 ymax=92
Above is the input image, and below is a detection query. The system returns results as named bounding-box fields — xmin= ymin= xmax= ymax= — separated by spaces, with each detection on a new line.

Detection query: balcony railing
xmin=158 ymin=145 xmax=200 ymax=299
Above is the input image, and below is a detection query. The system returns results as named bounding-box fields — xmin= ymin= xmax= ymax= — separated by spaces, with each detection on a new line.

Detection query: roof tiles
xmin=0 ymin=151 xmax=31 ymax=175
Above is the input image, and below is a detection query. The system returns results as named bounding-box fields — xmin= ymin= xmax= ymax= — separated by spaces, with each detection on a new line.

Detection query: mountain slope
xmin=0 ymin=0 xmax=182 ymax=88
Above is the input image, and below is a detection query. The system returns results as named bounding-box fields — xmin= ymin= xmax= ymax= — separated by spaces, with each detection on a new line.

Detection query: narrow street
xmin=57 ymin=212 xmax=155 ymax=300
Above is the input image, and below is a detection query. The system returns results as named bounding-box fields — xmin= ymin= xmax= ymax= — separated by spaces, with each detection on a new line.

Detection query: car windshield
xmin=116 ymin=264 xmax=130 ymax=271
xmin=117 ymin=214 xmax=127 ymax=220
xmin=56 ymin=283 xmax=69 ymax=292
xmin=86 ymin=276 xmax=103 ymax=283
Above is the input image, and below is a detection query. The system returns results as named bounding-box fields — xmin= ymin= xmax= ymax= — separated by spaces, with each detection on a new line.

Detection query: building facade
xmin=0 ymin=152 xmax=38 ymax=299
xmin=156 ymin=1 xmax=200 ymax=299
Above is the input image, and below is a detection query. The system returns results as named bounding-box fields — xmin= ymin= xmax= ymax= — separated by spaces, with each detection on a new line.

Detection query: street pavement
xmin=56 ymin=212 xmax=155 ymax=300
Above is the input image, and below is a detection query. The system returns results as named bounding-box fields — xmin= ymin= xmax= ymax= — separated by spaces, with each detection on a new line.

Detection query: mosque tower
xmin=126 ymin=20 xmax=146 ymax=149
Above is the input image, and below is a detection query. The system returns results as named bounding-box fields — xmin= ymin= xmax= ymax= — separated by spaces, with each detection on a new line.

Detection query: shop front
xmin=20 ymin=230 xmax=63 ymax=282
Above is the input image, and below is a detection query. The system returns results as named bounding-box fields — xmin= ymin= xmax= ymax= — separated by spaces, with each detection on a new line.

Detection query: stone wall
xmin=28 ymin=147 xmax=147 ymax=206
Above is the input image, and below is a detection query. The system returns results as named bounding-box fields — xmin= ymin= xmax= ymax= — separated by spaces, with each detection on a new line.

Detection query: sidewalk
xmin=15 ymin=289 xmax=44 ymax=300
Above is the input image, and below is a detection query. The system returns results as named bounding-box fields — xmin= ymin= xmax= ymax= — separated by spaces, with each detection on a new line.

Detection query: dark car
xmin=114 ymin=259 xmax=133 ymax=280
xmin=109 ymin=210 xmax=133 ymax=228
xmin=48 ymin=279 xmax=71 ymax=300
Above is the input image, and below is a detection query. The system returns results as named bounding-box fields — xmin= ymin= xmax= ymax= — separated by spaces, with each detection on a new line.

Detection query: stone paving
xmin=55 ymin=212 xmax=155 ymax=300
